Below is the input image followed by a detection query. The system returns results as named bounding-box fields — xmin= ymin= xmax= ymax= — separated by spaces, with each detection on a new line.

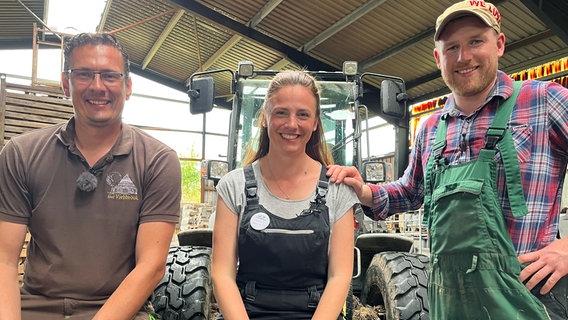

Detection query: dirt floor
xmin=351 ymin=296 xmax=382 ymax=320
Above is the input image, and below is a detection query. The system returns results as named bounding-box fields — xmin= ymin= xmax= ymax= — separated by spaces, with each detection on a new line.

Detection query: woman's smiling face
xmin=264 ymin=84 xmax=318 ymax=155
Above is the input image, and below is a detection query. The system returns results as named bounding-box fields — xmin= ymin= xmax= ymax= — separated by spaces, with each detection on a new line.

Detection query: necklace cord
xmin=266 ymin=160 xmax=292 ymax=199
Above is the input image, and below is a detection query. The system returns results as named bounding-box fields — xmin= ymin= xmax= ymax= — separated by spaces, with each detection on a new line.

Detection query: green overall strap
xmin=423 ymin=114 xmax=449 ymax=225
xmin=486 ymin=81 xmax=527 ymax=217
xmin=424 ymin=81 xmax=525 ymax=223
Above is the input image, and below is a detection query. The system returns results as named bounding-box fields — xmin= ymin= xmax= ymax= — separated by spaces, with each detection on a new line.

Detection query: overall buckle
xmin=485 ymin=127 xmax=507 ymax=149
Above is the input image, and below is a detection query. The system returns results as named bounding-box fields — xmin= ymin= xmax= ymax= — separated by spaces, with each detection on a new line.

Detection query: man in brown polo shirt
xmin=0 ymin=33 xmax=181 ymax=319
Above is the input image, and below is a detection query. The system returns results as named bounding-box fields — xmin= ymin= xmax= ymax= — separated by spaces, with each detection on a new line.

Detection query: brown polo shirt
xmin=0 ymin=118 xmax=181 ymax=300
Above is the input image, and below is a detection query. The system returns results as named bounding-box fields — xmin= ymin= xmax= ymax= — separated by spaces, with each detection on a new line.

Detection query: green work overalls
xmin=424 ymin=82 xmax=550 ymax=319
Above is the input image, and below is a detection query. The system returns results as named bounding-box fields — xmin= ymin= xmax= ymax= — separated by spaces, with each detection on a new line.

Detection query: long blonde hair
xmin=242 ymin=70 xmax=333 ymax=166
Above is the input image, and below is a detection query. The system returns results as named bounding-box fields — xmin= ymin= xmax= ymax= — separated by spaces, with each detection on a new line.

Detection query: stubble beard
xmin=442 ymin=60 xmax=498 ymax=98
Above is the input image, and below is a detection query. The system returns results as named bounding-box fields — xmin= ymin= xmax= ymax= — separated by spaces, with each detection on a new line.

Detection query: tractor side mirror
xmin=362 ymin=160 xmax=386 ymax=183
xmin=189 ymin=77 xmax=215 ymax=114
xmin=380 ymin=79 xmax=407 ymax=118
xmin=201 ymin=159 xmax=229 ymax=183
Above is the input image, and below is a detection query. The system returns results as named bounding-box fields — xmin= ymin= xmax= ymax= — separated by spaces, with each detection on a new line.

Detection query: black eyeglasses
xmin=68 ymin=69 xmax=125 ymax=85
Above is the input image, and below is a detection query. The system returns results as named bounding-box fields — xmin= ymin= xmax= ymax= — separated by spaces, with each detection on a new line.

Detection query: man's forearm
xmin=0 ymin=266 xmax=22 ymax=320
xmin=93 ymin=264 xmax=164 ymax=320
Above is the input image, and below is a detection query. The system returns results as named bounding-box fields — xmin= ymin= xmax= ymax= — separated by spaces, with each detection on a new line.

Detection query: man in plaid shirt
xmin=328 ymin=1 xmax=568 ymax=318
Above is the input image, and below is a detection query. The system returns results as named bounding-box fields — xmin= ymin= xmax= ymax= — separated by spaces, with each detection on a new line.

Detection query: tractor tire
xmin=152 ymin=246 xmax=212 ymax=320
xmin=344 ymin=282 xmax=354 ymax=320
xmin=361 ymin=251 xmax=429 ymax=320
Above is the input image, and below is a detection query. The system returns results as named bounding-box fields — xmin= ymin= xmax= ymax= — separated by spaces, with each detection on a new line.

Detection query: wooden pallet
xmin=1 ymin=76 xmax=73 ymax=148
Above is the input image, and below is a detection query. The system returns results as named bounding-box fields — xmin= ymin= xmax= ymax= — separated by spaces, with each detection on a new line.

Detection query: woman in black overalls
xmin=212 ymin=70 xmax=357 ymax=319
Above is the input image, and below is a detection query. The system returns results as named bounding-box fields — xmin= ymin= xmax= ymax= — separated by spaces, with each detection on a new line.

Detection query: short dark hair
xmin=63 ymin=33 xmax=130 ymax=78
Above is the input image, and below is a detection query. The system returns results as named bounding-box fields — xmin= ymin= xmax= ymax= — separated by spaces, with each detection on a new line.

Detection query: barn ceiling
xmin=0 ymin=0 xmax=49 ymax=48
xmin=3 ymin=0 xmax=568 ymax=107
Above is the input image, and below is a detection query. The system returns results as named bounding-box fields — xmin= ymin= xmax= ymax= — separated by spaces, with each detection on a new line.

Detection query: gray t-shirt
xmin=216 ymin=160 xmax=359 ymax=228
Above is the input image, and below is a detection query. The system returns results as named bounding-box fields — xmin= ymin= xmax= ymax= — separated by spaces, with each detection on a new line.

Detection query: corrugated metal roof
xmin=3 ymin=0 xmax=568 ymax=106
xmin=0 ymin=0 xmax=47 ymax=47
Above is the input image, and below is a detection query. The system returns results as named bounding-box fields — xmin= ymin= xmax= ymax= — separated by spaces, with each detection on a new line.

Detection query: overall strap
xmin=486 ymin=81 xmax=527 ymax=217
xmin=243 ymin=164 xmax=259 ymax=207
xmin=424 ymin=82 xmax=525 ymax=223
xmin=244 ymin=163 xmax=329 ymax=205
xmin=424 ymin=113 xmax=450 ymax=224
xmin=297 ymin=164 xmax=331 ymax=217
xmin=315 ymin=164 xmax=329 ymax=204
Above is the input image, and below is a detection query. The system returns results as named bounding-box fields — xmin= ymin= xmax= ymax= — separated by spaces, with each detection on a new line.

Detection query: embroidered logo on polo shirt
xmin=106 ymin=172 xmax=139 ymax=201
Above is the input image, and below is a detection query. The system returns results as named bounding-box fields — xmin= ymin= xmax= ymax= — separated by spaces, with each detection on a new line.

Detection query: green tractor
xmin=152 ymin=61 xmax=429 ymax=320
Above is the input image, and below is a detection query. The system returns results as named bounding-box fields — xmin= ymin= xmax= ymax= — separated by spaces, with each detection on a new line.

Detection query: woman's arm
xmin=313 ymin=207 xmax=354 ymax=320
xmin=212 ymin=197 xmax=250 ymax=320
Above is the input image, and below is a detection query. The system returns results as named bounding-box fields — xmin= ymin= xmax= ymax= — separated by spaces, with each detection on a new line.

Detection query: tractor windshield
xmin=234 ymin=78 xmax=357 ymax=168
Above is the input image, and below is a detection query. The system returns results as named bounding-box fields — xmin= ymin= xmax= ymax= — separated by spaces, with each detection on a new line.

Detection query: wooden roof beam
xmin=301 ymin=0 xmax=386 ymax=53
xmin=200 ymin=0 xmax=283 ymax=71
xmin=141 ymin=9 xmax=185 ymax=69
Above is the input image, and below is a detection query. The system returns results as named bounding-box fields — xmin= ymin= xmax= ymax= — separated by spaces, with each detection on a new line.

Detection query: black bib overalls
xmin=235 ymin=164 xmax=335 ymax=319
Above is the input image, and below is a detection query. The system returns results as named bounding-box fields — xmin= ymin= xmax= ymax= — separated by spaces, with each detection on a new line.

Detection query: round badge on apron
xmin=250 ymin=212 xmax=270 ymax=230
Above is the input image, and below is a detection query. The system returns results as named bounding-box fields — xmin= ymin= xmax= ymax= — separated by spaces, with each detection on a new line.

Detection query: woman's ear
xmin=261 ymin=114 xmax=267 ymax=127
